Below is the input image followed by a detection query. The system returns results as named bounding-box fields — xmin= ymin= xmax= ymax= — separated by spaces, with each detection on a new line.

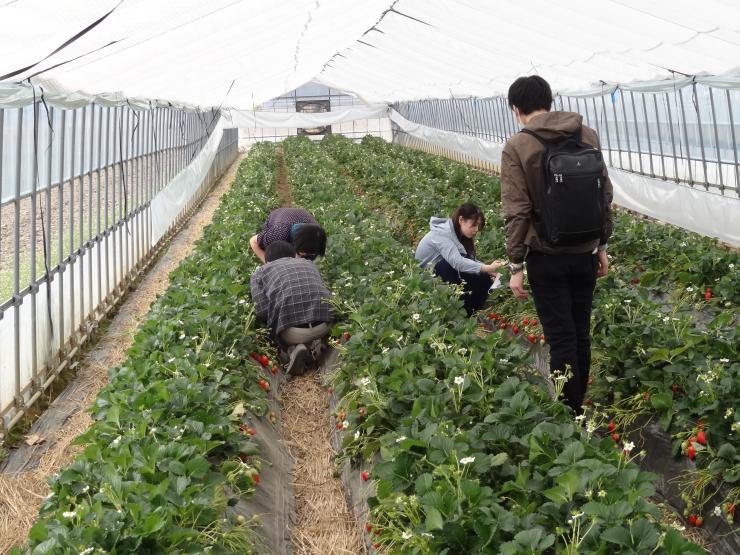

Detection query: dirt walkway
xmin=0 ymin=152 xmax=247 ymax=555
xmin=281 ymin=373 xmax=362 ymax=555
xmin=275 ymin=151 xmax=361 ymax=554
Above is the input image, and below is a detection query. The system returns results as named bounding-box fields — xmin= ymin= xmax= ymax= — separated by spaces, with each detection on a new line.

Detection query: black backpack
xmin=521 ymin=127 xmax=606 ymax=246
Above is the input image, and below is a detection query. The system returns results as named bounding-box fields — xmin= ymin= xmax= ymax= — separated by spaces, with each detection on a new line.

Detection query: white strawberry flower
xmin=401 ymin=531 xmax=413 ymax=540
xmin=459 ymin=456 xmax=475 ymax=465
xmin=62 ymin=510 xmax=77 ymax=519
xmin=454 ymin=376 xmax=464 ymax=386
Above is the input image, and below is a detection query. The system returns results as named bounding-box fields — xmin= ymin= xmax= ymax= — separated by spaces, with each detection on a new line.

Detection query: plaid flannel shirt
xmin=250 ymin=257 xmax=333 ymax=335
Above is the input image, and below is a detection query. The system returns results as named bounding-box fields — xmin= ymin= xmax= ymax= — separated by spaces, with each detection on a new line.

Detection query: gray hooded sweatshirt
xmin=415 ymin=217 xmax=483 ymax=275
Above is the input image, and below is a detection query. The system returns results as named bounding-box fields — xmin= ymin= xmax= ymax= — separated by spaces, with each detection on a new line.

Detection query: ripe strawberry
xmin=694 ymin=516 xmax=703 ymax=527
xmin=512 ymin=325 xmax=520 ymax=335
xmin=343 ymin=332 xmax=351 ymax=342
xmin=335 ymin=422 xmax=343 ymax=430
xmin=687 ymin=445 xmax=696 ymax=460
xmin=361 ymin=470 xmax=370 ymax=481
xmin=358 ymin=406 xmax=366 ymax=417
xmin=372 ymin=543 xmax=380 ymax=550
xmin=488 ymin=312 xmax=497 ymax=319
xmin=704 ymin=288 xmax=712 ymax=301
xmin=671 ymin=384 xmax=679 ymax=393
xmin=247 ymin=427 xmax=256 ymax=436
xmin=499 ymin=322 xmax=507 ymax=330
xmin=696 ymin=430 xmax=706 ymax=445
xmin=687 ymin=514 xmax=697 ymax=526
xmin=611 ymin=432 xmax=620 ymax=442
xmin=365 ymin=523 xmax=373 ymax=533
xmin=253 ymin=473 xmax=260 ymax=485
xmin=250 ymin=352 xmax=258 ymax=360
xmin=258 ymin=379 xmax=269 ymax=391
xmin=522 ymin=318 xmax=530 ymax=325
xmin=531 ymin=319 xmax=538 ymax=326
xmin=527 ymin=333 xmax=536 ymax=343
xmin=259 ymin=355 xmax=269 ymax=366
xmin=239 ymin=454 xmax=249 ymax=463
xmin=630 ymin=277 xmax=640 ymax=285
xmin=727 ymin=503 xmax=736 ymax=516
xmin=642 ymin=392 xmax=650 ymax=401
xmin=608 ymin=421 xmax=616 ymax=432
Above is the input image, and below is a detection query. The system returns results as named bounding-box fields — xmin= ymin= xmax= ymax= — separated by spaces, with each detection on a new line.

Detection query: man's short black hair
xmin=265 ymin=240 xmax=296 ymax=262
xmin=291 ymin=224 xmax=327 ymax=258
xmin=507 ymin=76 xmax=553 ymax=115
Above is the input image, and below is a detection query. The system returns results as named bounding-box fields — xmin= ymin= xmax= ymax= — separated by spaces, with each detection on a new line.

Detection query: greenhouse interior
xmin=0 ymin=1 xmax=739 ymax=554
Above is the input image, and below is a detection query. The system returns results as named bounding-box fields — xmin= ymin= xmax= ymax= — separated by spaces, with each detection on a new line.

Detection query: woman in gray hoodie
xmin=415 ymin=203 xmax=505 ymax=315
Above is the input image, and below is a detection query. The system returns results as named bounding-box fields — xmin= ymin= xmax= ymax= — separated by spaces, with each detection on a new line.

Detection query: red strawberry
xmin=531 ymin=319 xmax=538 ymax=326
xmin=250 ymin=352 xmax=258 ymax=360
xmin=239 ymin=454 xmax=249 ymax=463
xmin=499 ymin=322 xmax=507 ymax=330
xmin=608 ymin=421 xmax=616 ymax=432
xmin=522 ymin=318 xmax=530 ymax=325
xmin=630 ymin=278 xmax=640 ymax=285
xmin=688 ymin=514 xmax=697 ymax=526
xmin=366 ymin=523 xmax=373 ymax=533
xmin=358 ymin=406 xmax=366 ymax=417
xmin=642 ymin=392 xmax=650 ymax=401
xmin=704 ymin=288 xmax=712 ymax=301
xmin=512 ymin=325 xmax=520 ymax=335
xmin=259 ymin=355 xmax=269 ymax=366
xmin=258 ymin=379 xmax=269 ymax=391
xmin=728 ymin=504 xmax=736 ymax=516
xmin=247 ymin=427 xmax=256 ymax=436
xmin=687 ymin=445 xmax=696 ymax=460
xmin=253 ymin=473 xmax=260 ymax=485
xmin=271 ymin=366 xmax=279 ymax=375
xmin=696 ymin=430 xmax=706 ymax=445
xmin=372 ymin=543 xmax=380 ymax=550
xmin=671 ymin=384 xmax=679 ymax=393
xmin=527 ymin=334 xmax=536 ymax=343
xmin=335 ymin=422 xmax=343 ymax=430
xmin=488 ymin=312 xmax=497 ymax=320
xmin=343 ymin=332 xmax=351 ymax=342
xmin=694 ymin=516 xmax=703 ymax=527
xmin=611 ymin=432 xmax=620 ymax=442
xmin=361 ymin=470 xmax=370 ymax=481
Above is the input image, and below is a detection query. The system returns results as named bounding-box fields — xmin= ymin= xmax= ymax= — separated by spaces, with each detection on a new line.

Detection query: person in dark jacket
xmin=249 ymin=207 xmax=326 ymax=263
xmin=250 ymin=241 xmax=333 ymax=375
xmin=501 ymin=75 xmax=613 ymax=415
xmin=415 ymin=202 xmax=505 ymax=315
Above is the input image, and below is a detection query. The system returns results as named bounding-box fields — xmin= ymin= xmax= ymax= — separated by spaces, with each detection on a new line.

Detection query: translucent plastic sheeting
xmin=151 ymin=119 xmax=225 ymax=244
xmin=390 ymin=109 xmax=740 ymax=247
xmin=224 ymin=103 xmax=388 ymax=129
xmin=2 ymin=1 xmax=739 ymax=108
xmin=610 ymin=169 xmax=740 ymax=246
xmin=0 ymin=212 xmax=147 ymax=424
xmin=317 ymin=0 xmax=740 ymax=102
xmin=389 ymin=109 xmax=504 ymax=166
xmin=0 ymin=0 xmax=388 ymax=109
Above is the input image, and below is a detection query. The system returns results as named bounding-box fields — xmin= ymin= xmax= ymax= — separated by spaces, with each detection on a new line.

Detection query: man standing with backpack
xmin=501 ymin=75 xmax=613 ymax=415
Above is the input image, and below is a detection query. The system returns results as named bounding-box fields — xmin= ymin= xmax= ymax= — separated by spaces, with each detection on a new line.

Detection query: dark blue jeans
xmin=526 ymin=251 xmax=598 ymax=415
xmin=433 ymin=259 xmax=493 ymax=316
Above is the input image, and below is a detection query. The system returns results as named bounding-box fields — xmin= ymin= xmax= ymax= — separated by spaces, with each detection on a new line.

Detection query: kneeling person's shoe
xmin=286 ymin=343 xmax=309 ymax=376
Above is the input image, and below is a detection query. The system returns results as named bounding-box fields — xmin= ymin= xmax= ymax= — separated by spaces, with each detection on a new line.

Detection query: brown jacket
xmin=501 ymin=111 xmax=613 ymax=263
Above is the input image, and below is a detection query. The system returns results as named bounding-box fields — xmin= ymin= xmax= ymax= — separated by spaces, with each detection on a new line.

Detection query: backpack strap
xmin=520 ymin=126 xmax=583 ymax=145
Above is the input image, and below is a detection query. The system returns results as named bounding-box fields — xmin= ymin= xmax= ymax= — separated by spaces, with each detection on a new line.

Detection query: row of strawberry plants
xmin=14 ymin=145 xmax=281 ymax=555
xmin=323 ymin=135 xmax=739 ymax=522
xmin=281 ymin=136 xmax=701 ymax=554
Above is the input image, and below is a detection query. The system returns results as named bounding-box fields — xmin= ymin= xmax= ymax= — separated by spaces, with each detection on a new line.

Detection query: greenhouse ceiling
xmin=1 ymin=0 xmax=739 ymax=108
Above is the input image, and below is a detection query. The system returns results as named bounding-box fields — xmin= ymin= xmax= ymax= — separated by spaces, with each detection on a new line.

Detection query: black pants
xmin=434 ymin=259 xmax=492 ymax=316
xmin=526 ymin=251 xmax=597 ymax=415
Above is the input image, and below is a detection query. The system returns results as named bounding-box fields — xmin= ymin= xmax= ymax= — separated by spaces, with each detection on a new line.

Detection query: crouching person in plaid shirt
xmin=250 ymin=241 xmax=333 ymax=375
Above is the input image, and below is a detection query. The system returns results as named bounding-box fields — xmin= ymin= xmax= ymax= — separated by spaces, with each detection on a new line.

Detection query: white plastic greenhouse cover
xmin=1 ymin=0 xmax=739 ymax=108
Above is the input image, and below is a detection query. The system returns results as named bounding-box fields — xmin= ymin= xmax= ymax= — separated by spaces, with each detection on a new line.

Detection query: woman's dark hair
xmin=507 ymin=75 xmax=553 ymax=115
xmin=451 ymin=203 xmax=485 ymax=258
xmin=265 ymin=240 xmax=296 ymax=262
xmin=291 ymin=224 xmax=327 ymax=257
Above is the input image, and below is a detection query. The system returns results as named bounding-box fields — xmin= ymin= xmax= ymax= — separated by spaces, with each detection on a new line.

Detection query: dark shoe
xmin=286 ymin=344 xmax=309 ymax=376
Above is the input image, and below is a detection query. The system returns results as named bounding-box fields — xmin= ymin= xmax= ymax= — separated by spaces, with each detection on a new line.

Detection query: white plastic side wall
xmin=390 ymin=109 xmax=740 ymax=247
